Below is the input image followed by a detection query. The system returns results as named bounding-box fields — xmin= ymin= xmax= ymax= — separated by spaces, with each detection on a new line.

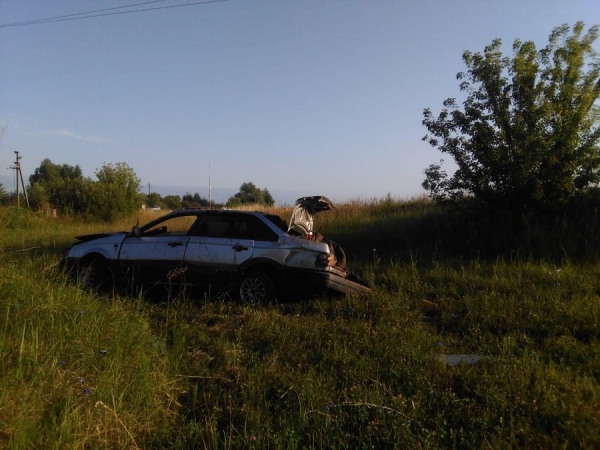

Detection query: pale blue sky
xmin=1 ymin=0 xmax=599 ymax=205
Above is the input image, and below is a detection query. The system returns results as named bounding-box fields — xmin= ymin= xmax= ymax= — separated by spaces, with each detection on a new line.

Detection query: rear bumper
xmin=323 ymin=272 xmax=372 ymax=295
xmin=276 ymin=267 xmax=371 ymax=296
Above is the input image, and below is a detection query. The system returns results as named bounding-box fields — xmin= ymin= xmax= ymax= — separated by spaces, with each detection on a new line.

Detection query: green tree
xmin=162 ymin=195 xmax=182 ymax=209
xmin=28 ymin=183 xmax=49 ymax=210
xmin=228 ymin=182 xmax=275 ymax=207
xmin=27 ymin=159 xmax=142 ymax=219
xmin=29 ymin=159 xmax=82 ymax=186
xmin=422 ymin=22 xmax=600 ymax=208
xmin=226 ymin=197 xmax=242 ymax=208
xmin=91 ymin=162 xmax=141 ymax=220
xmin=262 ymin=188 xmax=275 ymax=207
xmin=28 ymin=159 xmax=86 ymax=212
xmin=181 ymin=192 xmax=209 ymax=208
xmin=147 ymin=192 xmax=162 ymax=207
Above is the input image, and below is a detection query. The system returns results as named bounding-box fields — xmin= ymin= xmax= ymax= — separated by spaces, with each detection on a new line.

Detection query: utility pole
xmin=208 ymin=162 xmax=212 ymax=208
xmin=10 ymin=151 xmax=29 ymax=208
xmin=148 ymin=182 xmax=151 ymax=196
xmin=0 ymin=122 xmax=7 ymax=178
xmin=0 ymin=123 xmax=8 ymax=144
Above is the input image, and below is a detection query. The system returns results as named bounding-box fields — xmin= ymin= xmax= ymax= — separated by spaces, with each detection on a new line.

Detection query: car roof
xmin=140 ymin=208 xmax=274 ymax=227
xmin=167 ymin=208 xmax=269 ymax=217
xmin=138 ymin=208 xmax=286 ymax=235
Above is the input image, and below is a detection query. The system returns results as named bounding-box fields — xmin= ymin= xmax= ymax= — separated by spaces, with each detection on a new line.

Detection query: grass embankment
xmin=0 ymin=200 xmax=599 ymax=448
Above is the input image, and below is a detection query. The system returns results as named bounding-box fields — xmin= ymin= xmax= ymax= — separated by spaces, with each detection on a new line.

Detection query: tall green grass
xmin=1 ymin=199 xmax=599 ymax=448
xmin=314 ymin=195 xmax=600 ymax=264
xmin=0 ymin=258 xmax=180 ymax=447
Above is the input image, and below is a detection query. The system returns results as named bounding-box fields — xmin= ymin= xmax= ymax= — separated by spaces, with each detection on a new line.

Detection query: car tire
xmin=239 ymin=270 xmax=276 ymax=306
xmin=78 ymin=256 xmax=112 ymax=292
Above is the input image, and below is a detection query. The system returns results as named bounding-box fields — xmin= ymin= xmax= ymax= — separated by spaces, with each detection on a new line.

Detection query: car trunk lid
xmin=288 ymin=196 xmax=334 ymax=237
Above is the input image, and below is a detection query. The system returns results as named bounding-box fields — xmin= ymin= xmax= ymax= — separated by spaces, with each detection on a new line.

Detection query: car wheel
xmin=78 ymin=256 xmax=112 ymax=291
xmin=239 ymin=270 xmax=275 ymax=306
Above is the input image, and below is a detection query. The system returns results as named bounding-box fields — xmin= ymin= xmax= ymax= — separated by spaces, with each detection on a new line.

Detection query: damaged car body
xmin=62 ymin=196 xmax=371 ymax=304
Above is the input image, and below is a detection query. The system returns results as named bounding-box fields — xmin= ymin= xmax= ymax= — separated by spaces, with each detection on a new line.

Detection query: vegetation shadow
xmin=326 ymin=196 xmax=600 ymax=266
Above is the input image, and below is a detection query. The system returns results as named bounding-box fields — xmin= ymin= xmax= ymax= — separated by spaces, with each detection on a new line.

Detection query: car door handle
xmin=168 ymin=242 xmax=183 ymax=247
xmin=232 ymin=244 xmax=249 ymax=252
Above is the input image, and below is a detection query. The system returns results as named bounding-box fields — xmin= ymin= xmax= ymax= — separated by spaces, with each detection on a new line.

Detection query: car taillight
xmin=315 ymin=253 xmax=333 ymax=268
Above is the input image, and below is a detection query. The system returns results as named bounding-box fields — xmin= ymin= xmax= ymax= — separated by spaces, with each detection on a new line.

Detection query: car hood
xmin=288 ymin=195 xmax=334 ymax=236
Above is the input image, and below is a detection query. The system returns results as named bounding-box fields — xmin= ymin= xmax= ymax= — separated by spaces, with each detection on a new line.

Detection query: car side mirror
xmin=131 ymin=225 xmax=141 ymax=237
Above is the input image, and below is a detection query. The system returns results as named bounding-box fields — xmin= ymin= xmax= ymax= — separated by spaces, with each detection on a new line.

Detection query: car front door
xmin=118 ymin=215 xmax=195 ymax=284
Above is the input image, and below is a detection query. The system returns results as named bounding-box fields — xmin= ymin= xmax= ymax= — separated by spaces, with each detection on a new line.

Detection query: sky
xmin=1 ymin=0 xmax=599 ymax=205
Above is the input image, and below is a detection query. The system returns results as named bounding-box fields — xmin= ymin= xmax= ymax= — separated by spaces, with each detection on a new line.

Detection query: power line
xmin=0 ymin=0 xmax=227 ymax=29
xmin=3 ymin=0 xmax=171 ymax=27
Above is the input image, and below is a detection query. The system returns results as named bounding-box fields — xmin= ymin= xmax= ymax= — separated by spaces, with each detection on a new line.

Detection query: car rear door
xmin=184 ymin=213 xmax=255 ymax=280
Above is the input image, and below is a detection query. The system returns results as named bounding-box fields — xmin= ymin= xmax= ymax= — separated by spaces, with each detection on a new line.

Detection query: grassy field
xmin=1 ymin=199 xmax=599 ymax=448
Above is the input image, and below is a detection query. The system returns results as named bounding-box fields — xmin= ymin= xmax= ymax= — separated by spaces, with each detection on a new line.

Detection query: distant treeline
xmin=0 ymin=159 xmax=275 ymax=220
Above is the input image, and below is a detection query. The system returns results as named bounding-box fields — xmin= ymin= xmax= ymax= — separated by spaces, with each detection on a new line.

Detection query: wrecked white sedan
xmin=62 ymin=196 xmax=371 ymax=304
